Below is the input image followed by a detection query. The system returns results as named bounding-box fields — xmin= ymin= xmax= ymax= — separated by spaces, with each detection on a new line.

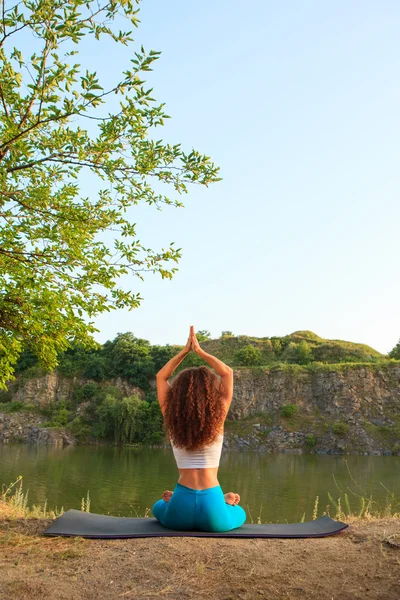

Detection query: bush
xmin=38 ymin=402 xmax=56 ymax=417
xmin=7 ymin=401 xmax=26 ymax=412
xmin=389 ymin=339 xmax=400 ymax=360
xmin=144 ymin=390 xmax=157 ymax=404
xmin=74 ymin=382 xmax=99 ymax=405
xmin=43 ymin=402 xmax=71 ymax=427
xmin=270 ymin=337 xmax=283 ymax=355
xmin=297 ymin=341 xmax=314 ymax=365
xmin=305 ymin=434 xmax=317 ymax=447
xmin=333 ymin=422 xmax=349 ymax=436
xmin=281 ymin=404 xmax=298 ymax=418
xmin=68 ymin=417 xmax=91 ymax=441
xmin=235 ymin=344 xmax=263 ymax=366
xmin=0 ymin=390 xmax=12 ymax=404
xmin=82 ymin=356 xmax=108 ymax=381
xmin=0 ymin=401 xmax=39 ymax=412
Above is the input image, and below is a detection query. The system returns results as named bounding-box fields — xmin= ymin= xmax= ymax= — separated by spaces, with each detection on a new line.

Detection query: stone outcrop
xmin=0 ymin=412 xmax=76 ymax=446
xmin=4 ymin=373 xmax=144 ymax=407
xmin=230 ymin=365 xmax=400 ymax=421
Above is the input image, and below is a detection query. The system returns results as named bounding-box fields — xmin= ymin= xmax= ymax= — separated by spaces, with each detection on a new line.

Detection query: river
xmin=1 ymin=444 xmax=399 ymax=522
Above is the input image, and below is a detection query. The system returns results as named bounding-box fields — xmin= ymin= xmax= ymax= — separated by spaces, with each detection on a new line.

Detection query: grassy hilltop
xmin=197 ymin=329 xmax=386 ymax=369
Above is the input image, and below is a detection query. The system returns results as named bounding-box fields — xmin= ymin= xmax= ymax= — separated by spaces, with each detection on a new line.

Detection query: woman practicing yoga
xmin=152 ymin=326 xmax=246 ymax=532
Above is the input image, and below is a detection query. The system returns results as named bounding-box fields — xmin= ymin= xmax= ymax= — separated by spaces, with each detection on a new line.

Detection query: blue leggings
xmin=152 ymin=482 xmax=247 ymax=532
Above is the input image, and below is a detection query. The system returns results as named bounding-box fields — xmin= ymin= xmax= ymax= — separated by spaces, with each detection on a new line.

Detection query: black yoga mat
xmin=43 ymin=509 xmax=349 ymax=539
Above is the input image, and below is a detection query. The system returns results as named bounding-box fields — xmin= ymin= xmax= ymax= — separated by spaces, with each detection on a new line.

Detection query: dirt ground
xmin=0 ymin=511 xmax=399 ymax=600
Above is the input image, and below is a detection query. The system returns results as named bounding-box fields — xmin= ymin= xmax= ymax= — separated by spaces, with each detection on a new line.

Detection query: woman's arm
xmin=190 ymin=330 xmax=232 ymax=377
xmin=156 ymin=327 xmax=193 ymax=380
xmin=196 ymin=348 xmax=232 ymax=377
xmin=156 ymin=348 xmax=190 ymax=381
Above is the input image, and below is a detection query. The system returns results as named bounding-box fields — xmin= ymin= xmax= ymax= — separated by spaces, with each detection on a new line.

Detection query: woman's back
xmin=169 ymin=367 xmax=233 ymax=489
xmin=170 ymin=432 xmax=224 ymax=469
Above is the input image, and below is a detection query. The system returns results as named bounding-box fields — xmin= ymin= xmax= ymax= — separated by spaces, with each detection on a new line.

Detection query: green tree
xmin=134 ymin=399 xmax=164 ymax=444
xmin=113 ymin=395 xmax=143 ymax=443
xmin=82 ymin=354 xmax=108 ymax=382
xmin=150 ymin=344 xmax=177 ymax=373
xmin=93 ymin=391 xmax=164 ymax=444
xmin=389 ymin=339 xmax=400 ymax=360
xmin=235 ymin=344 xmax=262 ymax=366
xmin=297 ymin=340 xmax=313 ymax=365
xmin=196 ymin=330 xmax=211 ymax=342
xmin=104 ymin=332 xmax=154 ymax=389
xmin=95 ymin=394 xmax=118 ymax=440
xmin=281 ymin=341 xmax=298 ymax=363
xmin=270 ymin=337 xmax=282 ymax=355
xmin=0 ymin=0 xmax=220 ymax=388
xmin=220 ymin=331 xmax=234 ymax=339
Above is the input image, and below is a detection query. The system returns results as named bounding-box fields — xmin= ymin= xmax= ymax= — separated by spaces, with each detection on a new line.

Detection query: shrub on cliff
xmin=305 ymin=434 xmax=317 ymax=447
xmin=235 ymin=344 xmax=263 ymax=366
xmin=333 ymin=422 xmax=349 ymax=436
xmin=68 ymin=417 xmax=91 ymax=442
xmin=281 ymin=404 xmax=299 ymax=418
xmin=389 ymin=338 xmax=400 ymax=360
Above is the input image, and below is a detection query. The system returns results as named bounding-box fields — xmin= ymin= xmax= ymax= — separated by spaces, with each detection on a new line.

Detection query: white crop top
xmin=170 ymin=433 xmax=224 ymax=468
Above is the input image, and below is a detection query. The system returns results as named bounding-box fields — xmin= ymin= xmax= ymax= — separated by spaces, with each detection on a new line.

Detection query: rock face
xmin=0 ymin=373 xmax=144 ymax=447
xmin=0 ymin=365 xmax=399 ymax=453
xmin=5 ymin=373 xmax=144 ymax=407
xmin=231 ymin=365 xmax=400 ymax=421
xmin=223 ymin=365 xmax=400 ymax=455
xmin=0 ymin=412 xmax=75 ymax=446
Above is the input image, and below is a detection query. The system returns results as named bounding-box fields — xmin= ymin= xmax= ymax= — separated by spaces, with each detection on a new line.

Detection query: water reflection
xmin=0 ymin=444 xmax=399 ymax=522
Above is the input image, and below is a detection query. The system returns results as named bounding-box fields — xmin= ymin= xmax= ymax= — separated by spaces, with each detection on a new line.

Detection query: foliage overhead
xmin=0 ymin=0 xmax=220 ymax=388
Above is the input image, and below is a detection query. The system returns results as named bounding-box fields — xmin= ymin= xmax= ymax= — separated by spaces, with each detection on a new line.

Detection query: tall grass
xmin=1 ymin=476 xmax=64 ymax=519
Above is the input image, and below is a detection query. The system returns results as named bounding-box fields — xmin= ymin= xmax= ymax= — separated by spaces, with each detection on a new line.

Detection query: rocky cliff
xmin=2 ymin=371 xmax=144 ymax=407
xmin=1 ymin=364 xmax=399 ymax=454
xmin=231 ymin=364 xmax=400 ymax=421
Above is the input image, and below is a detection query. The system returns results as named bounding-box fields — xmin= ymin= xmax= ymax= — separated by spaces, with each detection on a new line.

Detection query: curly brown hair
xmin=163 ymin=366 xmax=226 ymax=451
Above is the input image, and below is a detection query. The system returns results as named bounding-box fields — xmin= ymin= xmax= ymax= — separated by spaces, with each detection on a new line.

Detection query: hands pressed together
xmin=184 ymin=325 xmax=202 ymax=354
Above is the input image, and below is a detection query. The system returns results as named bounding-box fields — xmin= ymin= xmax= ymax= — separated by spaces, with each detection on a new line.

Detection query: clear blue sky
xmin=32 ymin=2 xmax=400 ymax=353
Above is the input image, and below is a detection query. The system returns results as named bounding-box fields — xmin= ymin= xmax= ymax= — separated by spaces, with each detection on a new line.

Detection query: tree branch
xmin=0 ymin=81 xmax=9 ymax=118
xmin=19 ymin=39 xmax=50 ymax=130
xmin=0 ymin=20 xmax=31 ymax=47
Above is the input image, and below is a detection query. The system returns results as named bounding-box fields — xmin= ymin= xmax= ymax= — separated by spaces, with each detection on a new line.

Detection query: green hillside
xmin=8 ymin=329 xmax=391 ymax=391
xmin=198 ymin=330 xmax=384 ymax=367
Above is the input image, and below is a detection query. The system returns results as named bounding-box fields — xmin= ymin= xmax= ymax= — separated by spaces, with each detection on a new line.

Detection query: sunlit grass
xmin=1 ymin=476 xmax=64 ymax=519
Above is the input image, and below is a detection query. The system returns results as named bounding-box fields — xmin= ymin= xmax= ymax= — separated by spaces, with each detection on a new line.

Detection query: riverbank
xmin=0 ymin=500 xmax=399 ymax=600
xmin=1 ymin=409 xmax=400 ymax=455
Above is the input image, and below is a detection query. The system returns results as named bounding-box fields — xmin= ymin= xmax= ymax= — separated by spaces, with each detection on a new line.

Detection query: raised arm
xmin=190 ymin=328 xmax=233 ymax=405
xmin=156 ymin=347 xmax=190 ymax=381
xmin=156 ymin=327 xmax=193 ymax=380
xmin=195 ymin=347 xmax=232 ymax=377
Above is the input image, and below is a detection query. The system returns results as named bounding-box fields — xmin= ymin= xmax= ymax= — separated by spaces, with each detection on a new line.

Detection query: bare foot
xmin=224 ymin=492 xmax=240 ymax=505
xmin=161 ymin=490 xmax=173 ymax=502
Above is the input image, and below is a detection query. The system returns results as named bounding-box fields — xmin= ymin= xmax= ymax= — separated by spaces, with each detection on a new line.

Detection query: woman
xmin=152 ymin=325 xmax=246 ymax=532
